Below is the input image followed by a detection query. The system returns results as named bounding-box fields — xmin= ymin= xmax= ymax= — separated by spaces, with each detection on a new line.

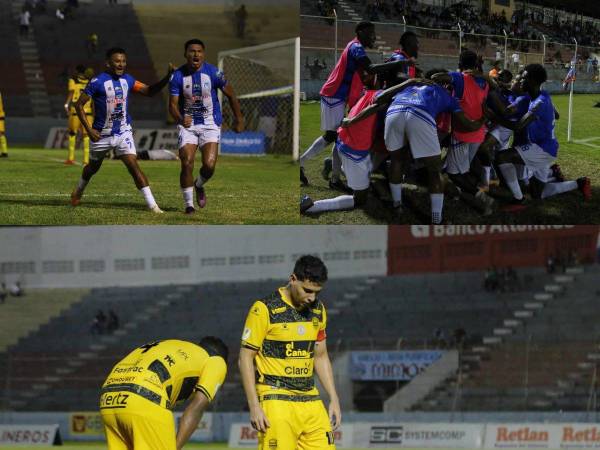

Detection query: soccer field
xmin=0 ymin=151 xmax=297 ymax=225
xmin=300 ymin=93 xmax=600 ymax=224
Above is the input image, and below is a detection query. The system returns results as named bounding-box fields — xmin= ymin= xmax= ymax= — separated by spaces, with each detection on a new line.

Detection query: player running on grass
xmin=239 ymin=255 xmax=340 ymax=450
xmin=100 ymin=337 xmax=227 ymax=450
xmin=70 ymin=47 xmax=173 ymax=213
xmin=64 ymin=65 xmax=93 ymax=165
xmin=169 ymin=39 xmax=244 ymax=215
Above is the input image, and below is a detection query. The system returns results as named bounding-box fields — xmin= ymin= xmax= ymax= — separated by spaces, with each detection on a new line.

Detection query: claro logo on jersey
xmin=410 ymin=225 xmax=575 ymax=238
xmin=370 ymin=426 xmax=403 ymax=444
xmin=284 ymin=362 xmax=311 ymax=376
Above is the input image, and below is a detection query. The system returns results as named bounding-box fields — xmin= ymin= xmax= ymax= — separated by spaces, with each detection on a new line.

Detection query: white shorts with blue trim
xmin=515 ymin=143 xmax=556 ymax=181
xmin=320 ymin=96 xmax=346 ymax=132
xmin=90 ymin=130 xmax=136 ymax=161
xmin=444 ymin=137 xmax=480 ymax=175
xmin=489 ymin=125 xmax=512 ymax=150
xmin=384 ymin=106 xmax=440 ymax=159
xmin=339 ymin=150 xmax=372 ymax=191
xmin=178 ymin=124 xmax=221 ymax=149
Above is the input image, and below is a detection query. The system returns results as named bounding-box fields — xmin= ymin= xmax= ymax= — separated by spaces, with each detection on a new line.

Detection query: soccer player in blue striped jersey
xmin=169 ymin=39 xmax=244 ymax=214
xmin=70 ymin=47 xmax=174 ymax=213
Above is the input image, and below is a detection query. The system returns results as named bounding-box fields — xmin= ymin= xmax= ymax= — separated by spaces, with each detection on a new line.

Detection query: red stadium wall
xmin=387 ymin=225 xmax=600 ymax=274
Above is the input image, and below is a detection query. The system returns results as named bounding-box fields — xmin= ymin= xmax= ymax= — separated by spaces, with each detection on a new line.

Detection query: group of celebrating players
xmin=67 ymin=39 xmax=244 ymax=215
xmin=300 ymin=22 xmax=592 ymax=224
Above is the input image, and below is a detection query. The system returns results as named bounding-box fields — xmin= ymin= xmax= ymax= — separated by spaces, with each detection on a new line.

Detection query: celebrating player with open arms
xmin=169 ymin=39 xmax=244 ymax=215
xmin=239 ymin=255 xmax=341 ymax=450
xmin=70 ymin=47 xmax=174 ymax=213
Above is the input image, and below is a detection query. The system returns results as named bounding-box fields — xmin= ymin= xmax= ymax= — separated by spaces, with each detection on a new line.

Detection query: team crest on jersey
xmin=312 ymin=317 xmax=319 ymax=328
xmin=297 ymin=325 xmax=306 ymax=336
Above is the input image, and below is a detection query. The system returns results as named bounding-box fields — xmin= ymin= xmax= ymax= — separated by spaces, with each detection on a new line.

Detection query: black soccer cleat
xmin=185 ymin=206 xmax=196 ymax=215
xmin=300 ymin=195 xmax=314 ymax=214
xmin=328 ymin=178 xmax=352 ymax=194
xmin=321 ymin=157 xmax=332 ymax=181
xmin=300 ymin=166 xmax=309 ymax=186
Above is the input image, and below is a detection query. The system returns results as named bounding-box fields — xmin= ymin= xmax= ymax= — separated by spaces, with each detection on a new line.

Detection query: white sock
xmin=77 ymin=178 xmax=89 ymax=192
xmin=140 ymin=186 xmax=158 ymax=209
xmin=307 ymin=195 xmax=354 ymax=213
xmin=541 ymin=180 xmax=578 ymax=199
xmin=181 ymin=187 xmax=194 ymax=208
xmin=430 ymin=193 xmax=444 ymax=224
xmin=331 ymin=146 xmax=342 ymax=180
xmin=195 ymin=176 xmax=207 ymax=189
xmin=482 ymin=166 xmax=491 ymax=186
xmin=499 ymin=163 xmax=523 ymax=200
xmin=300 ymin=136 xmax=329 ymax=165
xmin=390 ymin=183 xmax=402 ymax=207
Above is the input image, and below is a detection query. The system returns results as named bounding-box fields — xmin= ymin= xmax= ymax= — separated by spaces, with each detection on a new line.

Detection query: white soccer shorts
xmin=444 ymin=137 xmax=481 ymax=175
xmin=90 ymin=130 xmax=137 ymax=161
xmin=177 ymin=125 xmax=221 ymax=149
xmin=489 ymin=125 xmax=512 ymax=150
xmin=339 ymin=150 xmax=372 ymax=191
xmin=320 ymin=96 xmax=346 ymax=132
xmin=384 ymin=106 xmax=441 ymax=159
xmin=515 ymin=143 xmax=556 ymax=181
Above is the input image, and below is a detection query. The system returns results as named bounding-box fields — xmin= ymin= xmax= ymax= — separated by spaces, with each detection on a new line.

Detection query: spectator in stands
xmin=546 ymin=254 xmax=556 ymax=273
xmin=9 ymin=281 xmax=23 ymax=297
xmin=107 ymin=310 xmax=120 ymax=333
xmin=305 ymin=57 xmax=327 ymax=79
xmin=91 ymin=310 xmax=107 ymax=334
xmin=0 ymin=283 xmax=6 ymax=304
xmin=85 ymin=33 xmax=98 ymax=58
xmin=56 ymin=7 xmax=65 ymax=21
xmin=108 ymin=0 xmax=118 ymax=5
xmin=19 ymin=8 xmax=31 ymax=36
xmin=511 ymin=51 xmax=520 ymax=71
xmin=235 ymin=4 xmax=248 ymax=39
xmin=484 ymin=267 xmax=499 ymax=291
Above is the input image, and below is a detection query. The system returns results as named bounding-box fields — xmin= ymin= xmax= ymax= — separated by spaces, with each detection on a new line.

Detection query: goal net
xmin=218 ymin=37 xmax=300 ymax=159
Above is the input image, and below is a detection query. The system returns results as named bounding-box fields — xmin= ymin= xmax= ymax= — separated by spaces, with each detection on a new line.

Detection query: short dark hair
xmin=293 ymin=255 xmax=328 ymax=284
xmin=425 ymin=67 xmax=448 ymax=80
xmin=106 ymin=47 xmax=126 ymax=59
xmin=399 ymin=31 xmax=417 ymax=48
xmin=524 ymin=63 xmax=547 ymax=85
xmin=355 ymin=21 xmax=374 ymax=34
xmin=497 ymin=69 xmax=513 ymax=83
xmin=184 ymin=39 xmax=205 ymax=52
xmin=75 ymin=64 xmax=86 ymax=74
xmin=459 ymin=49 xmax=478 ymax=70
xmin=199 ymin=336 xmax=228 ymax=362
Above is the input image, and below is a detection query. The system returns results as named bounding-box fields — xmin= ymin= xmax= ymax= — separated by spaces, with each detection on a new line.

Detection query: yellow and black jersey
xmin=68 ymin=76 xmax=92 ymax=114
xmin=241 ymin=287 xmax=327 ymax=399
xmin=0 ymin=92 xmax=5 ymax=118
xmin=101 ymin=339 xmax=226 ymax=410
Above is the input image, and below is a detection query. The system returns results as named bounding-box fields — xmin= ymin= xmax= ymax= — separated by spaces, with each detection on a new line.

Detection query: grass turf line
xmin=0 ymin=151 xmax=298 ymax=225
xmin=300 ymin=93 xmax=600 ymax=224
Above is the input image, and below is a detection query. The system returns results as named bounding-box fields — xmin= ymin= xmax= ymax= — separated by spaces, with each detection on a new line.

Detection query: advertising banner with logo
xmin=228 ymin=423 xmax=353 ymax=448
xmin=353 ymin=423 xmax=484 ymax=448
xmin=350 ymin=351 xmax=444 ymax=381
xmin=221 ymin=131 xmax=266 ymax=155
xmin=388 ymin=225 xmax=599 ymax=273
xmin=484 ymin=423 xmax=600 ymax=449
xmin=173 ymin=412 xmax=213 ymax=442
xmin=0 ymin=424 xmax=62 ymax=446
xmin=70 ymin=412 xmax=103 ymax=437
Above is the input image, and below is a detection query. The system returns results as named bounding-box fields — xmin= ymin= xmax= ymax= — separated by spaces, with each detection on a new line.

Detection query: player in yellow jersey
xmin=64 ymin=65 xmax=93 ymax=165
xmin=0 ymin=91 xmax=7 ymax=157
xmin=100 ymin=336 xmax=228 ymax=450
xmin=239 ymin=255 xmax=341 ymax=450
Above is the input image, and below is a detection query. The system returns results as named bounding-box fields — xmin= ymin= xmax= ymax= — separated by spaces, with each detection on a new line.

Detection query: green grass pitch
xmin=0 ymin=152 xmax=298 ymax=224
xmin=300 ymin=93 xmax=600 ymax=224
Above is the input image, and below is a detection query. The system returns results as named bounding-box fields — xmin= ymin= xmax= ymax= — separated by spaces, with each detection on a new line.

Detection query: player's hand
xmin=88 ymin=129 xmax=101 ymax=142
xmin=182 ymin=115 xmax=193 ymax=128
xmin=249 ymin=405 xmax=270 ymax=432
xmin=233 ymin=116 xmax=245 ymax=133
xmin=328 ymin=397 xmax=342 ymax=431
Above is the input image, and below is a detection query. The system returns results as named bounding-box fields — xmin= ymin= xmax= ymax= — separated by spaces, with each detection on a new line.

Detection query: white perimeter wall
xmin=0 ymin=226 xmax=388 ymax=288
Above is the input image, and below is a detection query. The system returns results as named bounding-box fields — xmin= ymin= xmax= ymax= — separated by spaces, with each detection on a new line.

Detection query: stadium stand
xmin=1 ymin=266 xmax=573 ymax=413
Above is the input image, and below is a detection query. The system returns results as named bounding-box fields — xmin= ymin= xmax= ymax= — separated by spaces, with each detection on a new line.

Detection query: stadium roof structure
xmin=524 ymin=0 xmax=600 ymax=20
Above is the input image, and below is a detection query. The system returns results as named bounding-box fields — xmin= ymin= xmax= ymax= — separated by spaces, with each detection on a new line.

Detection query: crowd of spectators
xmin=90 ymin=309 xmax=120 ymax=335
xmin=483 ymin=266 xmax=520 ymax=293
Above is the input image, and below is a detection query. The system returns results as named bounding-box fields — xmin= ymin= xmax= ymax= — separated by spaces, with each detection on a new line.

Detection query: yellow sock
xmin=0 ymin=135 xmax=7 ymax=154
xmin=68 ymin=135 xmax=76 ymax=161
xmin=83 ymin=136 xmax=90 ymax=165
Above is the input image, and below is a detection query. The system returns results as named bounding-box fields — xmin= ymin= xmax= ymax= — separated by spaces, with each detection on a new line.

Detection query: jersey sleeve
xmin=438 ymin=86 xmax=462 ymax=113
xmin=213 ymin=68 xmax=227 ymax=90
xmin=68 ymin=78 xmax=75 ymax=92
xmin=169 ymin=71 xmax=182 ymax=96
xmin=83 ymin=77 xmax=99 ymax=97
xmin=317 ymin=303 xmax=327 ymax=342
xmin=194 ymin=356 xmax=227 ymax=402
xmin=449 ymin=71 xmax=464 ymax=99
xmin=349 ymin=42 xmax=367 ymax=61
xmin=241 ymin=301 xmax=269 ymax=351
